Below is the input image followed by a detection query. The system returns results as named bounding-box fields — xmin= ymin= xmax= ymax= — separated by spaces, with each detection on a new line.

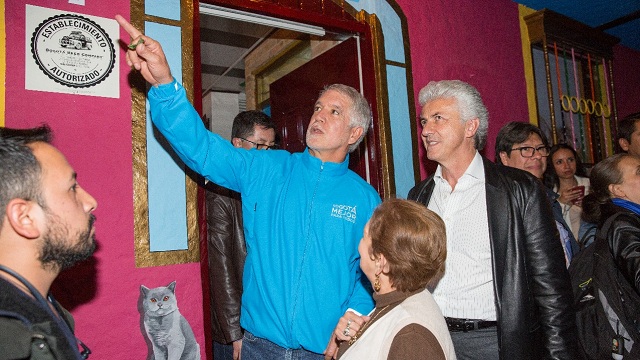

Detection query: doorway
xmin=197 ymin=4 xmax=384 ymax=359
xmin=198 ymin=6 xmax=343 ymax=141
xmin=198 ymin=6 xmax=379 ymax=184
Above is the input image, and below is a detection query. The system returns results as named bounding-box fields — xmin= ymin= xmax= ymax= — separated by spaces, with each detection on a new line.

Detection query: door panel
xmin=270 ymin=37 xmax=382 ymax=193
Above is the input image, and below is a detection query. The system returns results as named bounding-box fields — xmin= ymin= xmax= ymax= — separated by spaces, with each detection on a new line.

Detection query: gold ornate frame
xmin=130 ymin=0 xmax=200 ymax=267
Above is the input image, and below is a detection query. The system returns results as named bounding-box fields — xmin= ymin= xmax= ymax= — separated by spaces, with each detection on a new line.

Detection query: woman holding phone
xmin=545 ymin=144 xmax=590 ymax=239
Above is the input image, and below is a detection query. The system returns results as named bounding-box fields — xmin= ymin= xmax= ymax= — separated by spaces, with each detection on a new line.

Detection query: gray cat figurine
xmin=140 ymin=281 xmax=201 ymax=360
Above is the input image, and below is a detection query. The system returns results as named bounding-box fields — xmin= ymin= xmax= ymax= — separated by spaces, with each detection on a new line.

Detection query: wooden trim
xmin=385 ymin=0 xmax=420 ymax=184
xmin=542 ymin=37 xmax=558 ymax=143
xmin=524 ymin=9 xmax=620 ymax=58
xmin=358 ymin=11 xmax=395 ymax=198
xmin=203 ymin=0 xmax=368 ymax=34
xmin=385 ymin=59 xmax=405 ymax=68
xmin=132 ymin=0 xmax=200 ymax=268
xmin=0 ymin=0 xmax=5 ymax=126
xmin=519 ymin=5 xmax=539 ymax=126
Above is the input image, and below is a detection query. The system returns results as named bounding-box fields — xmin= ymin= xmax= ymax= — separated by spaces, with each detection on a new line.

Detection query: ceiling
xmin=200 ymin=14 xmax=273 ymax=95
xmin=517 ymin=0 xmax=640 ymax=51
xmin=200 ymin=2 xmax=640 ymax=95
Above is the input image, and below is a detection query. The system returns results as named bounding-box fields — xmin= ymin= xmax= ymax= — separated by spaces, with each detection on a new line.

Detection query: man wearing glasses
xmin=495 ymin=121 xmax=580 ymax=267
xmin=206 ymin=110 xmax=276 ymax=360
xmin=408 ymin=80 xmax=579 ymax=360
xmin=117 ymin=16 xmax=380 ymax=360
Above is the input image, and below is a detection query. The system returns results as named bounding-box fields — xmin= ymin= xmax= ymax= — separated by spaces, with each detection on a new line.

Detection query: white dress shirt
xmin=428 ymin=152 xmax=496 ymax=320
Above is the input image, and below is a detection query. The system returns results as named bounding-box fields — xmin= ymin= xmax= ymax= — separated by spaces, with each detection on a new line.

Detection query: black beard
xmin=39 ymin=214 xmax=97 ymax=271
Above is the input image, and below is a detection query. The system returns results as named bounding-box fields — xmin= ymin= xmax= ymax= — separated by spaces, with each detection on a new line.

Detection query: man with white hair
xmin=408 ymin=80 xmax=580 ymax=360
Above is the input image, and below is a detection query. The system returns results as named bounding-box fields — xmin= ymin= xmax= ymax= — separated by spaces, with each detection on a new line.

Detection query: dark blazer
xmin=408 ymin=157 xmax=581 ymax=360
xmin=205 ymin=183 xmax=246 ymax=345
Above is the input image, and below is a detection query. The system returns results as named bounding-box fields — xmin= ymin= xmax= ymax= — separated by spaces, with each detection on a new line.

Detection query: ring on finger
xmin=343 ymin=327 xmax=350 ymax=337
xmin=128 ymin=37 xmax=145 ymax=50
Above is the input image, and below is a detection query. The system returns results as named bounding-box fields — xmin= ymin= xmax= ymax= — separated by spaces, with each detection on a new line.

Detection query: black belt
xmin=445 ymin=317 xmax=497 ymax=332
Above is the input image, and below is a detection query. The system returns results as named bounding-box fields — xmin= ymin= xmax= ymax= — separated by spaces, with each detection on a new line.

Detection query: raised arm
xmin=115 ymin=14 xmax=249 ymax=191
xmin=116 ymin=15 xmax=173 ymax=86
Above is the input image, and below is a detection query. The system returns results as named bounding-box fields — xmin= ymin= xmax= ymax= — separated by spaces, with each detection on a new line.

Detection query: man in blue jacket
xmin=206 ymin=110 xmax=277 ymax=360
xmin=117 ymin=16 xmax=380 ymax=360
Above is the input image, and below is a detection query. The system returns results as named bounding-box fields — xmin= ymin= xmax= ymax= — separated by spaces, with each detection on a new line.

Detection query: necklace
xmin=348 ymin=305 xmax=391 ymax=345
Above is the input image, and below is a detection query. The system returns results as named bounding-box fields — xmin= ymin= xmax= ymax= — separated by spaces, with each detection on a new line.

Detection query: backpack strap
xmin=0 ymin=310 xmax=59 ymax=360
xmin=578 ymin=222 xmax=597 ymax=249
xmin=595 ymin=212 xmax=622 ymax=244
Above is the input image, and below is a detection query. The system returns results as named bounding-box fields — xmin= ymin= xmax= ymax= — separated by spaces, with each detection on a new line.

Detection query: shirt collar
xmin=434 ymin=151 xmax=485 ymax=182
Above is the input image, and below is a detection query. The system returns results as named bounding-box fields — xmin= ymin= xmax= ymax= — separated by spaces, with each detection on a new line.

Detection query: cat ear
xmin=140 ymin=285 xmax=149 ymax=296
xmin=168 ymin=281 xmax=177 ymax=293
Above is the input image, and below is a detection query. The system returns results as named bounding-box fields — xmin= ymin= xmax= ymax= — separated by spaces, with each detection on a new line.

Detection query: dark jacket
xmin=205 ymin=183 xmax=246 ymax=344
xmin=0 ymin=278 xmax=81 ymax=360
xmin=598 ymin=202 xmax=640 ymax=295
xmin=408 ymin=157 xmax=581 ymax=360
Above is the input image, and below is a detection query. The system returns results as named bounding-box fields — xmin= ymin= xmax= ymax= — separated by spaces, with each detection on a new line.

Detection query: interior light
xmin=199 ymin=4 xmax=326 ymax=37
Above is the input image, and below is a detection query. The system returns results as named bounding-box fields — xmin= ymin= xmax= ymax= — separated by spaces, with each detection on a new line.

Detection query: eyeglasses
xmin=239 ymin=137 xmax=277 ymax=150
xmin=510 ymin=145 xmax=551 ymax=158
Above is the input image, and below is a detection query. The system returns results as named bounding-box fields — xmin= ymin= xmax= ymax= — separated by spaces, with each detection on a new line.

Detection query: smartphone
xmin=571 ymin=185 xmax=585 ymax=204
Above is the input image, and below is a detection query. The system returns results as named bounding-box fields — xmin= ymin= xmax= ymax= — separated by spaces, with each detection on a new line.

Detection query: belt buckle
xmin=446 ymin=317 xmax=473 ymax=332
xmin=463 ymin=319 xmax=475 ymax=332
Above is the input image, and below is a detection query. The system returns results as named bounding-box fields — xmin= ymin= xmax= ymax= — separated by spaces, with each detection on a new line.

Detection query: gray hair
xmin=418 ymin=80 xmax=489 ymax=150
xmin=320 ymin=84 xmax=372 ymax=153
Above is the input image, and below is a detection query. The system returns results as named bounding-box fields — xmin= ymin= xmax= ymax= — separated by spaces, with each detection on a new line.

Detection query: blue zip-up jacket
xmin=148 ymin=80 xmax=379 ymax=353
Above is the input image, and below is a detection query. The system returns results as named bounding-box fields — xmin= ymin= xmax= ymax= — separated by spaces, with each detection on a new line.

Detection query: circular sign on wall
xmin=31 ymin=14 xmax=115 ymax=88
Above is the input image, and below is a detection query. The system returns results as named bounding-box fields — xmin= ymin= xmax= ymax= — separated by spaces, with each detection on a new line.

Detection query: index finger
xmin=115 ymin=14 xmax=142 ymax=39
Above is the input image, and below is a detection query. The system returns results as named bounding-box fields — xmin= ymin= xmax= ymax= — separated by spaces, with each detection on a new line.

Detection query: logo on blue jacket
xmin=331 ymin=204 xmax=356 ymax=223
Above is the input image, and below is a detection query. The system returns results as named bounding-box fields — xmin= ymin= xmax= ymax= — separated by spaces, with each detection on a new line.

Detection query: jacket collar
xmin=482 ymin=157 xmax=509 ymax=288
xmin=482 ymin=156 xmax=506 ymax=190
xmin=612 ymin=198 xmax=640 ymax=215
xmin=301 ymin=148 xmax=349 ymax=176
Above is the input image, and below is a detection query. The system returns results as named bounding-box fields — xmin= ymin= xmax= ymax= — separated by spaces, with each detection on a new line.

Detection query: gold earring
xmin=373 ymin=274 xmax=381 ymax=292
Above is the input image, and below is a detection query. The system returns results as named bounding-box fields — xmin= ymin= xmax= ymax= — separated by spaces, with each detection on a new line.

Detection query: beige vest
xmin=341 ymin=289 xmax=456 ymax=359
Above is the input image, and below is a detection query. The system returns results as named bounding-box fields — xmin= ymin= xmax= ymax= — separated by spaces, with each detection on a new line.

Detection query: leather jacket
xmin=408 ymin=157 xmax=581 ymax=360
xmin=599 ymin=202 xmax=640 ymax=295
xmin=205 ymin=183 xmax=246 ymax=344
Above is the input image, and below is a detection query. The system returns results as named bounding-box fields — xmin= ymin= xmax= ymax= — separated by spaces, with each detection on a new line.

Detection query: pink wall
xmin=4 ymin=1 xmax=204 ymax=358
xmin=395 ymin=0 xmax=529 ymax=176
xmin=395 ymin=0 xmax=640 ymax=177
xmin=613 ymin=45 xmax=640 ymax=119
xmin=4 ymin=0 xmax=640 ymax=358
